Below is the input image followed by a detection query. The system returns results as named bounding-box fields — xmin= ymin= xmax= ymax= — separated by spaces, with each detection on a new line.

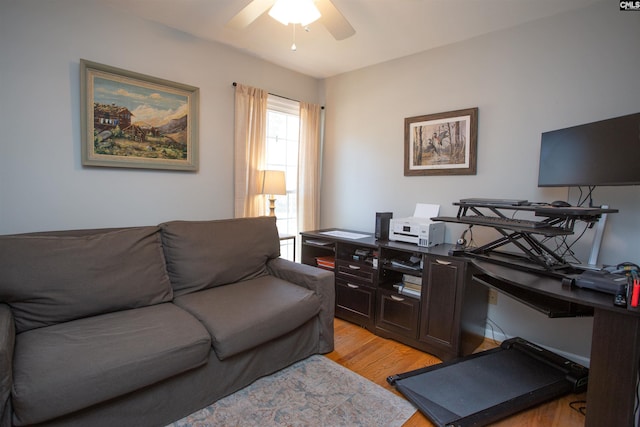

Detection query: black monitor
xmin=538 ymin=112 xmax=640 ymax=187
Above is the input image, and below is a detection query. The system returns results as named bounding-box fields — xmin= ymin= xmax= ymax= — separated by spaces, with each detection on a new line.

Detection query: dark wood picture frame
xmin=404 ymin=107 xmax=478 ymax=176
xmin=80 ymin=59 xmax=199 ymax=171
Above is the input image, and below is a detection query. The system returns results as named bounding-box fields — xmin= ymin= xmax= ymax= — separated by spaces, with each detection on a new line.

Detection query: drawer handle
xmin=347 ymin=283 xmax=360 ymax=289
xmin=435 ymin=259 xmax=452 ymax=265
xmin=390 ymin=295 xmax=405 ymax=302
xmin=348 ymin=264 xmax=361 ymax=270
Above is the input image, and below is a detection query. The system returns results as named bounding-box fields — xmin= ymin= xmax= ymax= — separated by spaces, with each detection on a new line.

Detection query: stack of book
xmin=315 ymin=256 xmax=335 ymax=269
xmin=396 ymin=274 xmax=422 ymax=298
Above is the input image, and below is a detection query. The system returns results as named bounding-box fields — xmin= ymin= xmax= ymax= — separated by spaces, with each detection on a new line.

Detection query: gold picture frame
xmin=404 ymin=107 xmax=478 ymax=176
xmin=80 ymin=59 xmax=199 ymax=171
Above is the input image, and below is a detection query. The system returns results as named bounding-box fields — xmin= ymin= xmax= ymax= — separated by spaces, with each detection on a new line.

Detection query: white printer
xmin=389 ymin=203 xmax=445 ymax=247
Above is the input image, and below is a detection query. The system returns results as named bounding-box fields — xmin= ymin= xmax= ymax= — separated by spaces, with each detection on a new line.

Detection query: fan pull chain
xmin=291 ymin=24 xmax=297 ymax=51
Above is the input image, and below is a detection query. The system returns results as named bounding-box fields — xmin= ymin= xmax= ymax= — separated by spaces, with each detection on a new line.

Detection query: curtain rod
xmin=232 ymin=82 xmax=324 ymax=109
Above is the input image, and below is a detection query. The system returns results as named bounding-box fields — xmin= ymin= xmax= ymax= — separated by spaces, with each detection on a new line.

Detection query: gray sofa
xmin=0 ymin=216 xmax=334 ymax=426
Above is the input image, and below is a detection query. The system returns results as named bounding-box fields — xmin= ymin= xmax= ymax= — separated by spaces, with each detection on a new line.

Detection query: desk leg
xmin=278 ymin=235 xmax=296 ymax=262
xmin=586 ymin=309 xmax=640 ymax=427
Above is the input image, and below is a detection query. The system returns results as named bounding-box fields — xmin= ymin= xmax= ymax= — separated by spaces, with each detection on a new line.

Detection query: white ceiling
xmin=99 ymin=0 xmax=599 ymax=79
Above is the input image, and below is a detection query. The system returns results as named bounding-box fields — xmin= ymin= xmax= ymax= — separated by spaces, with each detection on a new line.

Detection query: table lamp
xmin=261 ymin=170 xmax=286 ymax=217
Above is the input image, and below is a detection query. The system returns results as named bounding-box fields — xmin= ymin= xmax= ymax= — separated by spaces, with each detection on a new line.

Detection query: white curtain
xmin=298 ymin=102 xmax=322 ymax=232
xmin=233 ymin=83 xmax=268 ymax=218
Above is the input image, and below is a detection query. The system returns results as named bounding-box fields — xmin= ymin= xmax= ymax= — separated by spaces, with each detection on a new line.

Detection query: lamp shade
xmin=268 ymin=0 xmax=321 ymax=26
xmin=261 ymin=170 xmax=286 ymax=195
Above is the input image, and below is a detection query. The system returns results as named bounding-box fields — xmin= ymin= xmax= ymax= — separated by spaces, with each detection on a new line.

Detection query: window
xmin=266 ymin=95 xmax=299 ymax=261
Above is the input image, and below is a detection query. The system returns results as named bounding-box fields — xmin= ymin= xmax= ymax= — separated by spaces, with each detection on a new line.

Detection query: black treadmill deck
xmin=388 ymin=337 xmax=588 ymax=427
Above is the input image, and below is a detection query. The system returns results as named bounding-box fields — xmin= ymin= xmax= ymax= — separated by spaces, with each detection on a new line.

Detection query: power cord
xmin=485 ymin=317 xmax=508 ymax=345
xmin=466 ymin=226 xmax=476 ymax=248
xmin=569 ymin=399 xmax=587 ymax=416
xmin=576 ymin=185 xmax=597 ymax=207
xmin=556 ymin=222 xmax=590 ymax=261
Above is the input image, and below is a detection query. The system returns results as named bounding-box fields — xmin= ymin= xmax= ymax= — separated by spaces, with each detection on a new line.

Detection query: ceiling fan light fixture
xmin=268 ymin=0 xmax=321 ymax=26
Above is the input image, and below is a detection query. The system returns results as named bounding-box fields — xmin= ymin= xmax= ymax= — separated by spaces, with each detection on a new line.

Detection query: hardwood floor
xmin=326 ymin=318 xmax=587 ymax=427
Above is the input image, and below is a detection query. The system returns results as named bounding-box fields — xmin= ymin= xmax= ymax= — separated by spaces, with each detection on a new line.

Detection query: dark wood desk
xmin=472 ymin=261 xmax=640 ymax=427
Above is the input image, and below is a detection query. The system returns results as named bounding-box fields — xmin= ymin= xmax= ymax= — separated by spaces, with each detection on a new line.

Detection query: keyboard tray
xmin=461 ymin=215 xmax=547 ymax=229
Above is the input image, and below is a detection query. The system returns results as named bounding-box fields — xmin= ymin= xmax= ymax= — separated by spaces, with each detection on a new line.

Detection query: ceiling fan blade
xmin=226 ymin=0 xmax=275 ymax=30
xmin=315 ymin=0 xmax=355 ymax=40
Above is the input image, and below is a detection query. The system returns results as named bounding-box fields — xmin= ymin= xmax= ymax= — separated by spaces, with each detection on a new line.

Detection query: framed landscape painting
xmin=404 ymin=107 xmax=478 ymax=176
xmin=80 ymin=59 xmax=199 ymax=171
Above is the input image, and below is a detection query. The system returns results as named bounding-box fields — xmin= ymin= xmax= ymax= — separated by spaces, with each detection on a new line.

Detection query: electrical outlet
xmin=488 ymin=289 xmax=498 ymax=305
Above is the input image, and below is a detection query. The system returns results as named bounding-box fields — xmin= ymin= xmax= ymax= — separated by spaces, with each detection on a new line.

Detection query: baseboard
xmin=483 ymin=328 xmax=591 ymax=368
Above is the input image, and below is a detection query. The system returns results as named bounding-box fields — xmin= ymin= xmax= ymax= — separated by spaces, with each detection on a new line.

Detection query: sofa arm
xmin=0 ymin=304 xmax=14 ymax=427
xmin=267 ymin=258 xmax=335 ymax=353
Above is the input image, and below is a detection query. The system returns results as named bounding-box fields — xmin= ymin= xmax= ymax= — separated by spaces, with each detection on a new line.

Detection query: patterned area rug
xmin=168 ymin=355 xmax=416 ymax=427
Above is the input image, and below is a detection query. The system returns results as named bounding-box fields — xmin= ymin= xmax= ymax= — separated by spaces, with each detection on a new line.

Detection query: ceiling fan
xmin=226 ymin=0 xmax=356 ymax=41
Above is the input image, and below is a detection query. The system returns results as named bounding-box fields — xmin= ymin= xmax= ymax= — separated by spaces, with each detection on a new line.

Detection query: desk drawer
xmin=376 ymin=288 xmax=419 ymax=339
xmin=336 ymin=260 xmax=375 ymax=284
xmin=335 ymin=278 xmax=375 ymax=329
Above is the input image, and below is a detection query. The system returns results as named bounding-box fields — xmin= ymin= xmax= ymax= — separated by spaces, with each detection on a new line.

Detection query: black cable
xmin=576 ymin=185 xmax=596 ymax=207
xmin=588 ymin=185 xmax=596 ymax=207
xmin=467 ymin=226 xmax=475 ymax=248
xmin=486 ymin=317 xmax=508 ymax=344
xmin=577 ymin=187 xmax=585 ymax=207
xmin=569 ymin=399 xmax=587 ymax=416
xmin=556 ymin=222 xmax=590 ymax=263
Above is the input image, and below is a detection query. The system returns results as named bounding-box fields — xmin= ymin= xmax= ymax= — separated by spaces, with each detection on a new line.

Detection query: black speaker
xmin=375 ymin=212 xmax=393 ymax=240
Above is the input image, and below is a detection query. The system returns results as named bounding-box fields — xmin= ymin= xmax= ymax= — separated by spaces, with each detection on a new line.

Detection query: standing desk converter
xmin=434 ymin=201 xmax=619 ymax=275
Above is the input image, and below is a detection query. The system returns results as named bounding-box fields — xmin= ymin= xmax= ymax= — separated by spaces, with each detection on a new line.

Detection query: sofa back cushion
xmin=160 ymin=217 xmax=280 ymax=295
xmin=0 ymin=226 xmax=173 ymax=333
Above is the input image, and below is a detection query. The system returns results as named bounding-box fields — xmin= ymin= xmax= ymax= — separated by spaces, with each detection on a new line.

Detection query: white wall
xmin=0 ymin=0 xmax=320 ymax=234
xmin=322 ymin=1 xmax=640 ymax=364
xmin=2 ymin=0 xmax=639 ymax=365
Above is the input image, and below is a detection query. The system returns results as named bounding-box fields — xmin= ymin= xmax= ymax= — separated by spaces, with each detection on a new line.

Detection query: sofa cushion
xmin=174 ymin=275 xmax=321 ymax=360
xmin=160 ymin=217 xmax=280 ymax=295
xmin=11 ymin=303 xmax=211 ymax=426
xmin=0 ymin=226 xmax=173 ymax=334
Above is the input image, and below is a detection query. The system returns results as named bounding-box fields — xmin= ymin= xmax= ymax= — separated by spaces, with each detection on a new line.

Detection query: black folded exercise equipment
xmin=387 ymin=337 xmax=588 ymax=427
